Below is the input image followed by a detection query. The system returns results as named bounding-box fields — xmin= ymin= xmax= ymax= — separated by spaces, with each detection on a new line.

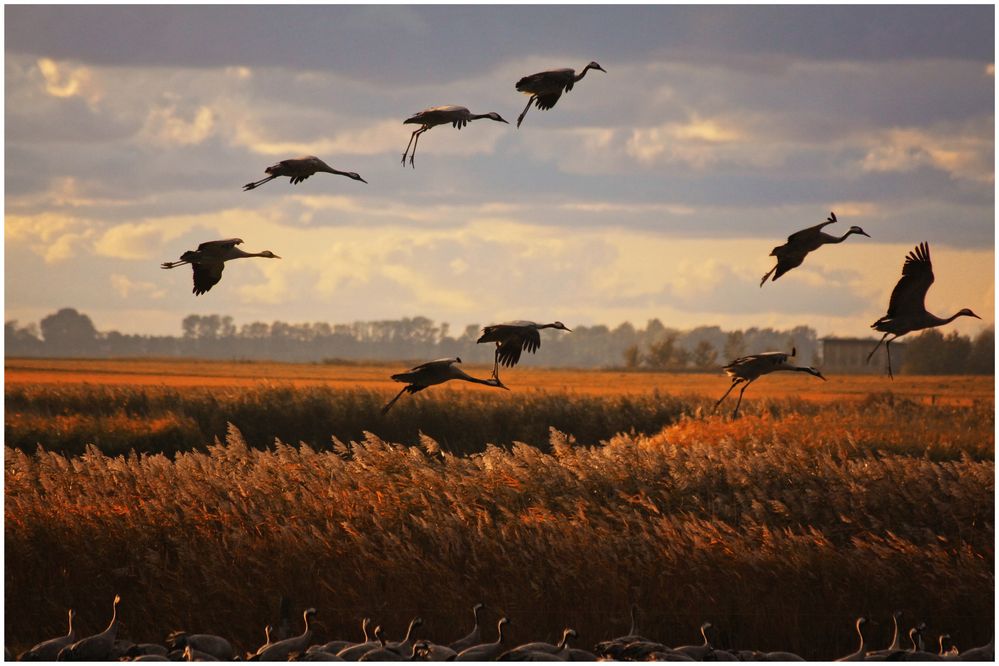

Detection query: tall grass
xmin=5 ymin=404 xmax=993 ymax=659
xmin=5 ymin=383 xmax=994 ymax=459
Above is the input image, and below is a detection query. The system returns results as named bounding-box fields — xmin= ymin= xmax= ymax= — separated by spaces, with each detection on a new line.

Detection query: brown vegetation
xmin=5 ymin=394 xmax=994 ymax=659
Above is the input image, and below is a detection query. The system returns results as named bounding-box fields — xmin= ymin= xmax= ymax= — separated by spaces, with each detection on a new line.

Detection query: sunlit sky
xmin=5 ymin=5 xmax=995 ymax=339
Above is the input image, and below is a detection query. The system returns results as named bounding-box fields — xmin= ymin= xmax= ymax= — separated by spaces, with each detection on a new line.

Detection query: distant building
xmin=819 ymin=337 xmax=907 ymax=374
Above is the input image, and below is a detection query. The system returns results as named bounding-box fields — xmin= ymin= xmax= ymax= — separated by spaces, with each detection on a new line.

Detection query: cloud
xmin=859 ymin=120 xmax=994 ymax=183
xmin=141 ymin=104 xmax=216 ymax=146
xmin=110 ymin=274 xmax=168 ymax=299
xmin=94 ymin=223 xmax=184 ymax=260
xmin=36 ymin=57 xmax=100 ymax=104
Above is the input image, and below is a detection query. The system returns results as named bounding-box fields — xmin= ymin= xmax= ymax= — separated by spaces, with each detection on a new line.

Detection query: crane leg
xmin=491 ymin=348 xmax=502 ymax=380
xmin=732 ymin=380 xmax=754 ymax=418
xmin=885 ymin=336 xmax=897 ymax=380
xmin=866 ymin=333 xmax=889 ymax=365
xmin=517 ymin=96 xmax=536 ymax=128
xmin=243 ymin=175 xmax=277 ymax=191
xmin=161 ymin=260 xmax=190 ymax=269
xmin=402 ymin=129 xmax=421 ymax=166
xmin=381 ymin=386 xmax=410 ymax=415
xmin=713 ymin=379 xmax=743 ymax=412
xmin=760 ymin=265 xmax=777 ymax=287
xmin=409 ymin=129 xmax=427 ymax=167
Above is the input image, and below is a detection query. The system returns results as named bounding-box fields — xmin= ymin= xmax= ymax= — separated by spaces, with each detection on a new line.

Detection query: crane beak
xmin=358 ymin=176 xmax=368 ymax=184
xmin=860 ymin=231 xmax=871 ymax=238
xmin=492 ymin=379 xmax=510 ymax=390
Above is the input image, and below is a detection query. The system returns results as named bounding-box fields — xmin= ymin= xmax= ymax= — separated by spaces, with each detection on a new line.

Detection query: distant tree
xmin=39 ymin=308 xmax=98 ymax=355
xmin=691 ymin=340 xmax=718 ymax=370
xmin=623 ymin=344 xmax=642 ymax=369
xmin=5 ymin=320 xmax=43 ymax=355
xmin=904 ymin=329 xmax=974 ymax=374
xmin=967 ymin=327 xmax=994 ymax=374
xmin=723 ymin=330 xmax=746 ymax=361
xmin=646 ymin=334 xmax=678 ymax=369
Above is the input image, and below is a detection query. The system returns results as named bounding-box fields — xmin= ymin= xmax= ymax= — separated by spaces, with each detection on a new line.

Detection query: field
xmin=4 ymin=358 xmax=995 ymax=659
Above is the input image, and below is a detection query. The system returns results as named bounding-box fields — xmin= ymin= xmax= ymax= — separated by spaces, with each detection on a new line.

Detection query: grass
xmin=3 ymin=359 xmax=994 ymax=659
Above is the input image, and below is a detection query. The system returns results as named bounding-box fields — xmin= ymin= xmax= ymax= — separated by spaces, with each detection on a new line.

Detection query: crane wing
xmin=533 ymin=91 xmax=564 ymax=111
xmin=785 ymin=219 xmax=836 ymax=244
xmin=191 ymin=262 xmax=224 ymax=296
xmin=885 ymin=242 xmax=934 ymax=317
xmin=196 ymin=238 xmax=243 ymax=251
xmin=407 ymin=358 xmax=460 ymax=373
xmin=495 ymin=329 xmax=542 ymax=368
xmin=516 ymin=69 xmax=573 ymax=94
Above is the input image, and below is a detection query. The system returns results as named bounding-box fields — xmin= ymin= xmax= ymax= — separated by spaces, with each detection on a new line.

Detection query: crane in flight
xmin=867 ymin=241 xmax=980 ymax=378
xmin=382 ymin=358 xmax=507 ymax=414
xmin=476 ymin=321 xmax=572 ymax=380
xmin=761 ymin=212 xmax=870 ymax=286
xmin=715 ymin=348 xmax=826 ymax=417
xmin=515 ymin=61 xmax=606 ymax=128
xmin=243 ymin=156 xmax=366 ymax=191
xmin=401 ymin=106 xmax=508 ymax=167
xmin=161 ymin=238 xmax=280 ymax=296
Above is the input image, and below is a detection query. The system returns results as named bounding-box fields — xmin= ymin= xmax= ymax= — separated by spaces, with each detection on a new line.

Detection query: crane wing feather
xmin=191 ymin=262 xmax=224 ymax=296
xmin=785 ymin=219 xmax=836 ymax=244
xmin=407 ymin=358 xmax=460 ymax=373
xmin=886 ymin=242 xmax=934 ymax=317
xmin=196 ymin=238 xmax=243 ymax=251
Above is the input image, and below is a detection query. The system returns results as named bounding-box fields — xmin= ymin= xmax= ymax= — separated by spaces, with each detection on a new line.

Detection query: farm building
xmin=819 ymin=337 xmax=907 ymax=374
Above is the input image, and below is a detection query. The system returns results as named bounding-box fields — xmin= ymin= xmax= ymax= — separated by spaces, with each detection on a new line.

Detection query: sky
xmin=4 ymin=5 xmax=995 ymax=340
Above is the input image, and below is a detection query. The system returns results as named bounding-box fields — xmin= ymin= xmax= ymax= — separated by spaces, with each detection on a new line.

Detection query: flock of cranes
xmin=11 ymin=598 xmax=995 ymax=662
xmin=156 ymin=57 xmax=981 ymax=413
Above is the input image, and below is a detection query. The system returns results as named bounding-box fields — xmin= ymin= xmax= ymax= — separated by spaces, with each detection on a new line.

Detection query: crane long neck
xmin=574 ymin=65 xmax=594 ymax=81
xmin=105 ymin=598 xmax=119 ymax=636
xmin=940 ymin=311 xmax=971 ymax=325
xmin=496 ymin=620 xmax=507 ymax=645
xmin=67 ymin=610 xmax=75 ymax=638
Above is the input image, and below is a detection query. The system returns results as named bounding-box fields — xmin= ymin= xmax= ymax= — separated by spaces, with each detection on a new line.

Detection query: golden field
xmin=3 ymin=358 xmax=995 ymax=659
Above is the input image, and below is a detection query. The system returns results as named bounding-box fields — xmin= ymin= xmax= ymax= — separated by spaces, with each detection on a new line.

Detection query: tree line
xmin=4 ymin=307 xmax=993 ymax=374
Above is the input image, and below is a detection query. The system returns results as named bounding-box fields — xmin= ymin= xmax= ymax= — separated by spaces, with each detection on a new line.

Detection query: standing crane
xmin=161 ymin=238 xmax=281 ymax=296
xmin=514 ymin=61 xmax=606 ymax=128
xmin=382 ymin=357 xmax=507 ymax=414
xmin=477 ymin=320 xmax=572 ymax=380
xmin=867 ymin=242 xmax=980 ymax=378
xmin=715 ymin=348 xmax=826 ymax=417
xmin=401 ymin=106 xmax=508 ymax=167
xmin=243 ymin=156 xmax=366 ymax=190
xmin=761 ymin=212 xmax=870 ymax=286
xmin=18 ymin=609 xmax=76 ymax=661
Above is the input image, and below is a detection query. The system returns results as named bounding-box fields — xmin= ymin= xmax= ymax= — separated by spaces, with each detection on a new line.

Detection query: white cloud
xmin=859 ymin=120 xmax=994 ymax=183
xmin=36 ymin=57 xmax=100 ymax=104
xmin=110 ymin=274 xmax=167 ymax=299
xmin=141 ymin=105 xmax=216 ymax=146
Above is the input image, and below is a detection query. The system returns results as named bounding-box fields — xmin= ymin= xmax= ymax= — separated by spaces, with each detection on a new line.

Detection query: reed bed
xmin=5 ymin=382 xmax=994 ymax=459
xmin=5 ymin=404 xmax=994 ymax=660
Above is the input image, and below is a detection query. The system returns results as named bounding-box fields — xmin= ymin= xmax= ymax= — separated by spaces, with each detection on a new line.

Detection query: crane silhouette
xmin=477 ymin=321 xmax=572 ymax=380
xmin=761 ymin=212 xmax=870 ymax=286
xmin=161 ymin=238 xmax=280 ymax=296
xmin=866 ymin=241 xmax=980 ymax=378
xmin=515 ymin=61 xmax=606 ymax=128
xmin=715 ymin=348 xmax=826 ymax=417
xmin=401 ymin=106 xmax=508 ymax=167
xmin=243 ymin=156 xmax=366 ymax=190
xmin=382 ymin=357 xmax=507 ymax=414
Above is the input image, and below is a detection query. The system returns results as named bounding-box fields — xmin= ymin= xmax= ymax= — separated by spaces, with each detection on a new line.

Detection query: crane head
xmin=957 ymin=308 xmax=981 ymax=319
xmin=488 ymin=377 xmax=510 ymax=390
xmin=849 ymin=225 xmax=871 ymax=238
xmin=346 ymin=172 xmax=368 ymax=184
xmin=587 ymin=61 xmax=607 ymax=73
xmin=553 ymin=321 xmax=572 ymax=332
xmin=486 ymin=112 xmax=509 ymax=124
xmin=807 ymin=367 xmax=827 ymax=381
xmin=259 ymin=251 xmax=281 ymax=259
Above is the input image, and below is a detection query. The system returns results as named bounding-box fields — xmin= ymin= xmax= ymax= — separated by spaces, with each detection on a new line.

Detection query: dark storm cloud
xmin=6 ymin=6 xmax=994 ymax=84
